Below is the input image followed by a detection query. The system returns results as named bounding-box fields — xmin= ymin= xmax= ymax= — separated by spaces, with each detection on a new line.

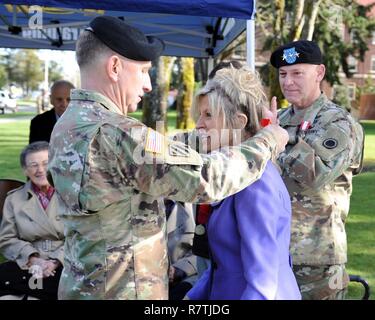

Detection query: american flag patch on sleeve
xmin=145 ymin=128 xmax=165 ymax=154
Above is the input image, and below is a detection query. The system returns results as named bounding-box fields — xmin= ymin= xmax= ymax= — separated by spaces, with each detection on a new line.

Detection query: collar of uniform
xmin=279 ymin=93 xmax=327 ymax=126
xmin=70 ymin=89 xmax=121 ymax=114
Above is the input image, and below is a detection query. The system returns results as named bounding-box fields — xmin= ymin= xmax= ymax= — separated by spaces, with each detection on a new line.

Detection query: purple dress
xmin=187 ymin=161 xmax=301 ymax=300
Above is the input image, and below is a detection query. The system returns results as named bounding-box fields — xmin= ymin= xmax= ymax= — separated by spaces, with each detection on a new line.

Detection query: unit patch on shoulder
xmin=169 ymin=143 xmax=190 ymax=158
xmin=322 ymin=138 xmax=338 ymax=149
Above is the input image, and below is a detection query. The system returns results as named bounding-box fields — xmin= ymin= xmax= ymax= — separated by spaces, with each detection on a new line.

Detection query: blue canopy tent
xmin=0 ymin=1 xmax=256 ymax=67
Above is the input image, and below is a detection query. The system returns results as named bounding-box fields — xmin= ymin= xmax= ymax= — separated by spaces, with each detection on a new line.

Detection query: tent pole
xmin=207 ymin=57 xmax=214 ymax=77
xmin=246 ymin=19 xmax=255 ymax=71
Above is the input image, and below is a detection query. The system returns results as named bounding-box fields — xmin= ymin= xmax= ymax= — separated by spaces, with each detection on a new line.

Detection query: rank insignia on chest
xmin=145 ymin=128 xmax=165 ymax=154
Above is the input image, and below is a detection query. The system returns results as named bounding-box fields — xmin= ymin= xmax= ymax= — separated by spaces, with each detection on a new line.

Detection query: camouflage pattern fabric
xmin=277 ymin=93 xmax=363 ymax=300
xmin=278 ymin=94 xmax=363 ymax=266
xmin=48 ymin=89 xmax=278 ymax=300
xmin=293 ymin=264 xmax=349 ymax=300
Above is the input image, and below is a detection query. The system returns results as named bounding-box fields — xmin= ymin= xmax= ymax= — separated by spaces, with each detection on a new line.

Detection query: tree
xmin=0 ymin=64 xmax=7 ymax=88
xmin=142 ymin=56 xmax=175 ymax=132
xmin=256 ymin=0 xmax=375 ymax=101
xmin=10 ymin=49 xmax=43 ymax=95
xmin=332 ymin=85 xmax=351 ymax=111
xmin=48 ymin=60 xmax=64 ymax=83
xmin=176 ymin=57 xmax=195 ymax=130
xmin=0 ymin=49 xmax=16 ymax=88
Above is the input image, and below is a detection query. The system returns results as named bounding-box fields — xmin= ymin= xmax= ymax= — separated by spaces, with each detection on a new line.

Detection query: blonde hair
xmin=192 ymin=65 xmax=267 ymax=136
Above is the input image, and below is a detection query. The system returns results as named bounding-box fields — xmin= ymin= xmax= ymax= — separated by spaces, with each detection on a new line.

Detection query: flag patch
xmin=145 ymin=128 xmax=164 ymax=154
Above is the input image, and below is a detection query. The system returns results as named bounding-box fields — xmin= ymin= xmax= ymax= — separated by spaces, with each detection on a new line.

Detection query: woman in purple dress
xmin=186 ymin=66 xmax=301 ymax=300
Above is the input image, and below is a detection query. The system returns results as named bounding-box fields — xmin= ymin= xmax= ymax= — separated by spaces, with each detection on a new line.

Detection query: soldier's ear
xmin=107 ymin=55 xmax=121 ymax=82
xmin=316 ymin=64 xmax=326 ymax=82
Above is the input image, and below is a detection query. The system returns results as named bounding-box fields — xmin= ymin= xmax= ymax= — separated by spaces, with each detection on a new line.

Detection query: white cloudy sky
xmin=37 ymin=49 xmax=79 ymax=86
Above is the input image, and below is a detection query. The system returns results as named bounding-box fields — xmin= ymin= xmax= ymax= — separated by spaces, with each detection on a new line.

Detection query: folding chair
xmin=0 ymin=178 xmax=25 ymax=223
xmin=349 ymin=274 xmax=371 ymax=300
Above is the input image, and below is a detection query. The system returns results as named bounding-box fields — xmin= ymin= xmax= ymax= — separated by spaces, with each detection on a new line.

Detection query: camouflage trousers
xmin=293 ymin=264 xmax=350 ymax=300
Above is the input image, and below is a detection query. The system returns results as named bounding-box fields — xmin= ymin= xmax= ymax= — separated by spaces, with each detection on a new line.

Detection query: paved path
xmin=0 ymin=104 xmax=36 ymax=123
xmin=0 ymin=116 xmax=33 ymax=123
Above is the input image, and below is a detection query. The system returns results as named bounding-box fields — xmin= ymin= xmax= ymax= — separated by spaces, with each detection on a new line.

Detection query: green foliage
xmin=48 ymin=60 xmax=64 ymax=84
xmin=332 ymin=85 xmax=351 ymax=111
xmin=0 ymin=64 xmax=7 ymax=88
xmin=257 ymin=0 xmax=375 ymax=97
xmin=5 ymin=49 xmax=43 ymax=95
xmin=361 ymin=77 xmax=375 ymax=95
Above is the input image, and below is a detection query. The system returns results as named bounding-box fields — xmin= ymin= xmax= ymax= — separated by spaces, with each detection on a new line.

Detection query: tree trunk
xmin=269 ymin=0 xmax=287 ymax=106
xmin=176 ymin=57 xmax=195 ymax=130
xmin=291 ymin=0 xmax=305 ymax=41
xmin=142 ymin=57 xmax=177 ymax=132
xmin=142 ymin=57 xmax=166 ymax=132
xmin=306 ymin=0 xmax=322 ymax=40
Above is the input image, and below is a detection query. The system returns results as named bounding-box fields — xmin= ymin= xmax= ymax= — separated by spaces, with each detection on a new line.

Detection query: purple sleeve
xmin=234 ymin=183 xmax=280 ymax=300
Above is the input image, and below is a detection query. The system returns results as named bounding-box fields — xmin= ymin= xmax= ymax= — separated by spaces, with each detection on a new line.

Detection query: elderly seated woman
xmin=0 ymin=141 xmax=65 ymax=300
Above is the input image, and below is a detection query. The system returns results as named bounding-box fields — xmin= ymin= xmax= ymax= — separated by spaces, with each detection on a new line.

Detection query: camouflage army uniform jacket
xmin=48 ymin=89 xmax=278 ymax=300
xmin=278 ymin=94 xmax=364 ymax=266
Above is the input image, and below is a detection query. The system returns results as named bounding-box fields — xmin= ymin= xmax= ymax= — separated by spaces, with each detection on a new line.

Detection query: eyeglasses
xmin=26 ymin=161 xmax=48 ymax=170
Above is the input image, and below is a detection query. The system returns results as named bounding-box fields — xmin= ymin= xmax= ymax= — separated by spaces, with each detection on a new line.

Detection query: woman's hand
xmin=262 ymin=96 xmax=279 ymax=125
xmin=42 ymin=259 xmax=60 ymax=278
xmin=28 ymin=256 xmax=60 ymax=278
xmin=28 ymin=257 xmax=48 ymax=278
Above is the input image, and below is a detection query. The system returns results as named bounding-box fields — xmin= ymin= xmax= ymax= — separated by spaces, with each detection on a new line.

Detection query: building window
xmin=371 ymin=56 xmax=375 ymax=73
xmin=348 ymin=83 xmax=356 ymax=101
xmin=348 ymin=56 xmax=357 ymax=73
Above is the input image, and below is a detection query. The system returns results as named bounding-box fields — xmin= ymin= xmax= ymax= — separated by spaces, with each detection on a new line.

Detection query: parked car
xmin=0 ymin=90 xmax=17 ymax=114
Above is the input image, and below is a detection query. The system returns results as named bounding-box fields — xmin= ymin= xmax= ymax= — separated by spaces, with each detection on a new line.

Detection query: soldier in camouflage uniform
xmin=270 ymin=40 xmax=364 ymax=300
xmin=48 ymin=16 xmax=289 ymax=300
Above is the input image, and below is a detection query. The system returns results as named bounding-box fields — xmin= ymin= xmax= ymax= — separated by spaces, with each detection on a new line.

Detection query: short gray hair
xmin=75 ymin=30 xmax=114 ymax=69
xmin=20 ymin=141 xmax=49 ymax=168
xmin=192 ymin=65 xmax=267 ymax=136
xmin=50 ymin=80 xmax=75 ymax=93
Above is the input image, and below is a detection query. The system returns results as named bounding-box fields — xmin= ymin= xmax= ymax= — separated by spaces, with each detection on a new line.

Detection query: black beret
xmin=86 ymin=16 xmax=165 ymax=61
xmin=270 ymin=40 xmax=323 ymax=68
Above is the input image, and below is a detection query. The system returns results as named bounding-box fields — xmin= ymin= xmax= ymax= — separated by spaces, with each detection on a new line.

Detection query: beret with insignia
xmin=270 ymin=40 xmax=323 ymax=68
xmin=86 ymin=16 xmax=165 ymax=61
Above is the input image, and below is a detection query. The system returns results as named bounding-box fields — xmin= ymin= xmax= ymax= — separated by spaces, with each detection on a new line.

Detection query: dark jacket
xmin=29 ymin=109 xmax=57 ymax=143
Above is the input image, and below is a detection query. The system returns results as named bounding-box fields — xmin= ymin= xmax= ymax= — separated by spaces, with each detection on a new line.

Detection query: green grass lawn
xmin=362 ymin=121 xmax=375 ymax=169
xmin=346 ymin=171 xmax=375 ymax=299
xmin=0 ymin=115 xmax=374 ymax=299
